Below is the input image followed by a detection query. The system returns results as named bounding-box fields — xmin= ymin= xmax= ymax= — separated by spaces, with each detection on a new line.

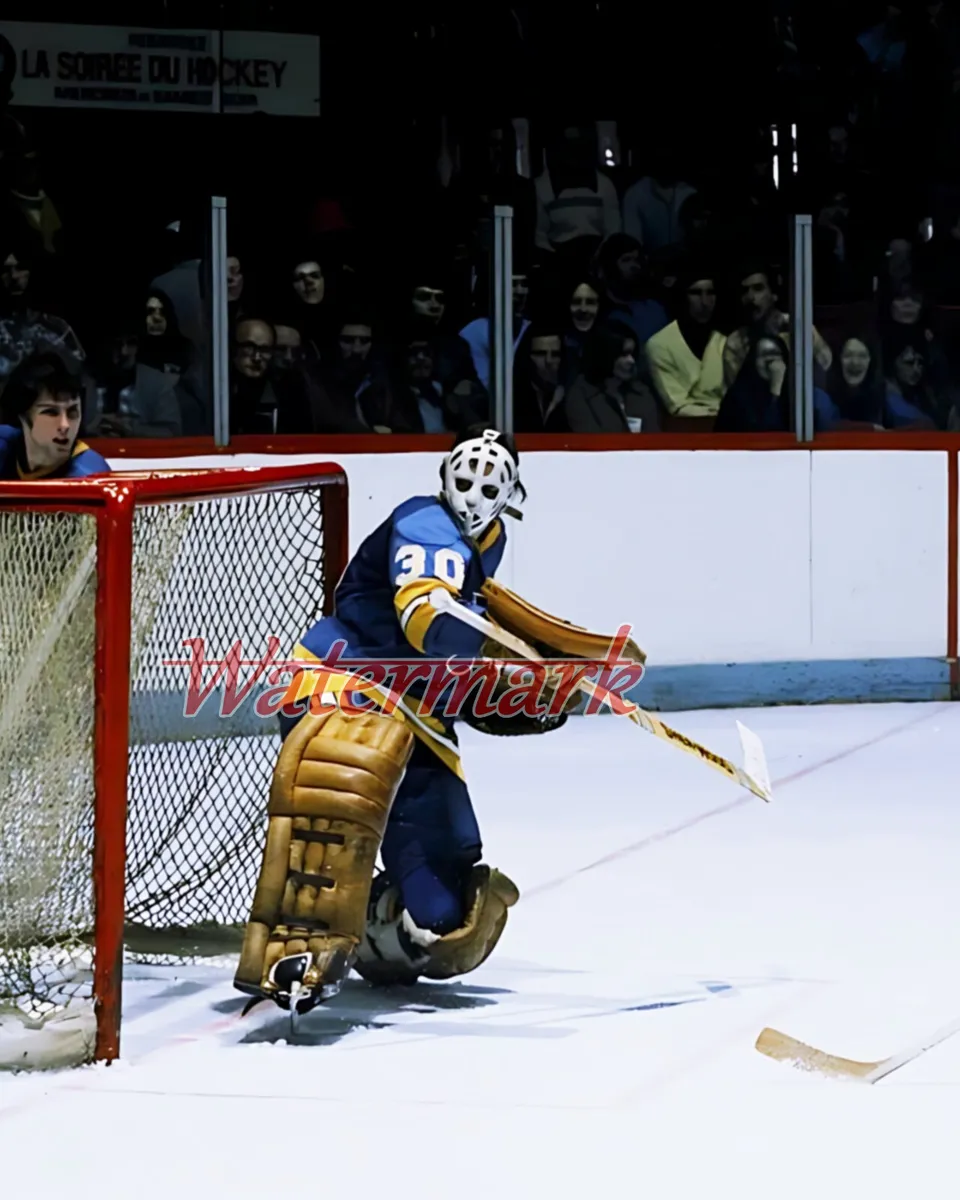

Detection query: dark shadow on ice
xmin=237 ymin=976 xmax=519 ymax=1047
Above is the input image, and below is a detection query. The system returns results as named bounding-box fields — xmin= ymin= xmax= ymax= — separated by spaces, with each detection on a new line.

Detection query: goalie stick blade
xmin=736 ymin=721 xmax=772 ymax=802
xmin=758 ymin=1015 xmax=960 ymax=1084
xmin=755 ymin=1026 xmax=879 ymax=1081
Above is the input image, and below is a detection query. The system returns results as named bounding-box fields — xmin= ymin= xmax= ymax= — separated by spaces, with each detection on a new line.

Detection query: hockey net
xmin=0 ymin=464 xmax=347 ymax=1068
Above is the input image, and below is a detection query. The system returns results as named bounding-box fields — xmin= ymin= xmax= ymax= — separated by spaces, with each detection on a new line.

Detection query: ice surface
xmin=3 ymin=702 xmax=959 ymax=1199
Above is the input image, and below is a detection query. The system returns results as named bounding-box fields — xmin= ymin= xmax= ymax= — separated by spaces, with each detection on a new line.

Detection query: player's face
xmin=145 ymin=296 xmax=167 ymax=336
xmin=234 ymin=320 xmax=274 ymax=379
xmin=339 ymin=324 xmax=373 ymax=362
xmin=293 ymin=261 xmax=324 ymax=305
xmin=412 ymin=286 xmax=445 ymax=322
xmin=226 ymin=256 xmax=244 ymax=303
xmin=740 ymin=273 xmax=775 ymax=322
xmin=612 ymin=338 xmax=637 ymax=382
xmin=2 ymin=252 xmax=30 ymax=297
xmin=570 ymin=283 xmax=599 ymax=332
xmin=529 ymin=335 xmax=562 ymax=387
xmin=840 ymin=338 xmax=870 ymax=387
xmin=21 ymin=390 xmax=82 ymax=470
xmin=686 ymin=279 xmax=716 ymax=324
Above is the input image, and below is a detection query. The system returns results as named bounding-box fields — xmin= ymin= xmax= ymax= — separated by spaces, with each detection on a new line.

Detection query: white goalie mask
xmin=441 ymin=429 xmax=523 ymax=539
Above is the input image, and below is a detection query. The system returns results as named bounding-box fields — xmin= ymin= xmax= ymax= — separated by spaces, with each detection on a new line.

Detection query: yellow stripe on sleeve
xmin=395 ymin=576 xmax=459 ymax=653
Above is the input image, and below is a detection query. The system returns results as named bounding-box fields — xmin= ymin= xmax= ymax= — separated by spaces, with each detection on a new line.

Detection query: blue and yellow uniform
xmin=288 ymin=493 xmax=506 ymax=933
xmin=0 ymin=425 xmax=110 ymax=480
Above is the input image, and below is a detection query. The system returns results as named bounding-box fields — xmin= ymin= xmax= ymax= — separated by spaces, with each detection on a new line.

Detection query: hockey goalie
xmin=234 ymin=425 xmax=645 ymax=1014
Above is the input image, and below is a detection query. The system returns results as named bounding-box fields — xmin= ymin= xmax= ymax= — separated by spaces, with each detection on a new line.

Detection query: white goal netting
xmin=0 ymin=483 xmax=332 ymax=1067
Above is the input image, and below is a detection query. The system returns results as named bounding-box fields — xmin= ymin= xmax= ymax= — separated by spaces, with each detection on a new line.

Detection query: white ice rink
xmin=3 ymin=702 xmax=960 ymax=1199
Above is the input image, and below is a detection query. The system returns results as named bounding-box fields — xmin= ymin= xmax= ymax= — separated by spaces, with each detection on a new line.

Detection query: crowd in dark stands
xmin=5 ymin=3 xmax=960 ymax=437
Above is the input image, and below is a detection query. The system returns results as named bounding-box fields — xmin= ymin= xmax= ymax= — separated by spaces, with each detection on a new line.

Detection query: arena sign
xmin=0 ymin=20 xmax=320 ymax=116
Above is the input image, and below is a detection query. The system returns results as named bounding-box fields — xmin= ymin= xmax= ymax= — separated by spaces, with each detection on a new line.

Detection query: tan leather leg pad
xmin=422 ymin=866 xmax=520 ymax=980
xmin=235 ymin=708 xmax=414 ymax=995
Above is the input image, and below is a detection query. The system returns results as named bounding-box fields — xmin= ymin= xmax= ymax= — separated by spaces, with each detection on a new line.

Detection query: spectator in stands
xmin=1 ymin=243 xmax=30 ymax=305
xmin=879 ymin=279 xmax=955 ymax=394
xmin=813 ymin=190 xmax=869 ymax=302
xmin=407 ymin=275 xmax=487 ymax=401
xmin=0 ymin=235 xmax=85 ymax=391
xmin=592 ymin=234 xmax=669 ymax=354
xmin=287 ymin=253 xmax=333 ymax=360
xmin=534 ymin=123 xmax=621 ymax=263
xmin=308 ymin=315 xmax=404 ymax=433
xmin=459 ymin=272 xmax=531 ymax=392
xmin=883 ymin=234 xmax=915 ymax=287
xmin=677 ymin=191 xmax=721 ymax=257
xmin=450 ymin=120 xmax=537 ymax=262
xmin=230 ymin=318 xmax=281 ymax=434
xmin=823 ymin=334 xmax=887 ymax=428
xmin=645 ymin=265 xmax=726 ymax=420
xmin=921 ymin=203 xmax=960 ymax=302
xmin=254 ymin=317 xmax=323 ymax=435
xmin=882 ymin=325 xmax=956 ymax=429
xmin=715 ymin=333 xmax=834 ymax=432
xmin=273 ymin=321 xmax=305 ymax=377
xmin=565 ymin=318 xmax=660 ymax=433
xmin=513 ymin=323 xmax=568 ymax=433
xmin=87 ymin=315 xmax=183 ymax=439
xmin=0 ymin=94 xmax=62 ymax=253
xmin=227 ymin=256 xmax=244 ymax=306
xmin=722 ymin=262 xmax=832 ymax=392
xmin=139 ymin=289 xmax=193 ymax=376
xmin=392 ymin=317 xmax=488 ymax=434
xmin=621 ymin=160 xmax=697 ymax=251
xmin=564 ymin=278 xmax=601 ymax=384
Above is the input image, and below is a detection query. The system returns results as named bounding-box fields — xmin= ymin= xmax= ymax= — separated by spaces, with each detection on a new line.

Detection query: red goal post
xmin=0 ymin=463 xmax=348 ymax=1068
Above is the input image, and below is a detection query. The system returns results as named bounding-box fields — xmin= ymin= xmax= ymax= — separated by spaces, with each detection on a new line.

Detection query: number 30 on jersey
xmin=394 ymin=543 xmax=466 ymax=591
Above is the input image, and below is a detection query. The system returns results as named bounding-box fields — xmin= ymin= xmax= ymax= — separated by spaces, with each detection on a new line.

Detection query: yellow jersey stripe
xmin=285 ymin=643 xmax=464 ymax=778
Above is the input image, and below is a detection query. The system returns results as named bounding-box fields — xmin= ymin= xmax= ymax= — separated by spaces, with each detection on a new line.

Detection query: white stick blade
xmin=737 ymin=721 xmax=772 ymax=801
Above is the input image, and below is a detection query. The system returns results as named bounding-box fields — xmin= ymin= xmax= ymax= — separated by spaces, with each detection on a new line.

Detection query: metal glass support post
xmin=490 ymin=205 xmax=514 ymax=432
xmin=210 ymin=196 xmax=230 ymax=448
xmin=789 ymin=213 xmax=814 ymax=443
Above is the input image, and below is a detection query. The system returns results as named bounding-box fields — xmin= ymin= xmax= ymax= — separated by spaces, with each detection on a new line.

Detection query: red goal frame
xmin=0 ymin=463 xmax=348 ymax=1061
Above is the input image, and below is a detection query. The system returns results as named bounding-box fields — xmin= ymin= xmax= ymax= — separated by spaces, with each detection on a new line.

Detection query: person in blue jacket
xmin=0 ymin=352 xmax=109 ymax=480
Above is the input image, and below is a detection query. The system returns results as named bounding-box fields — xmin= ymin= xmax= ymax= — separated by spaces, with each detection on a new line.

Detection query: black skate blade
xmin=240 ymin=994 xmax=272 ymax=1018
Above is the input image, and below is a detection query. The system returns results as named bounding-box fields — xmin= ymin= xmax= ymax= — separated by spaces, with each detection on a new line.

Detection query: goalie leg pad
xmin=234 ymin=708 xmax=414 ymax=1009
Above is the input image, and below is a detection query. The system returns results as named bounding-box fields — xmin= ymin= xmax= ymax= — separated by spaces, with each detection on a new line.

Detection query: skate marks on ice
xmin=227 ymin=970 xmax=805 ymax=1051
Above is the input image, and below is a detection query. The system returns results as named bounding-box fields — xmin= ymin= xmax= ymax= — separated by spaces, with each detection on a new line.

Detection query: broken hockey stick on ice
xmin=429 ymin=589 xmax=772 ymax=802
xmin=755 ymin=1017 xmax=960 ymax=1082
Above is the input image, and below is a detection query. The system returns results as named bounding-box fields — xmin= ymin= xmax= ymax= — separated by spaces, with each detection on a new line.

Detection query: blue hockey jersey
xmin=293 ymin=494 xmax=507 ymax=774
xmin=0 ymin=425 xmax=110 ymax=481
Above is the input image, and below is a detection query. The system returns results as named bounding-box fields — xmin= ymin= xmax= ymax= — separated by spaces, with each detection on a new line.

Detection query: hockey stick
xmin=755 ymin=1016 xmax=960 ymax=1082
xmin=429 ymin=588 xmax=772 ymax=802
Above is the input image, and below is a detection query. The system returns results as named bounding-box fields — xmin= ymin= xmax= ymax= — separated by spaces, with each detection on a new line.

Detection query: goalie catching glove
xmin=456 ymin=634 xmax=580 ymax=737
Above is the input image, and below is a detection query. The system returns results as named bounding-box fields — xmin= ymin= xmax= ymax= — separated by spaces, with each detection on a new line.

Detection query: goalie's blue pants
xmin=279 ymin=716 xmax=480 ymax=934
